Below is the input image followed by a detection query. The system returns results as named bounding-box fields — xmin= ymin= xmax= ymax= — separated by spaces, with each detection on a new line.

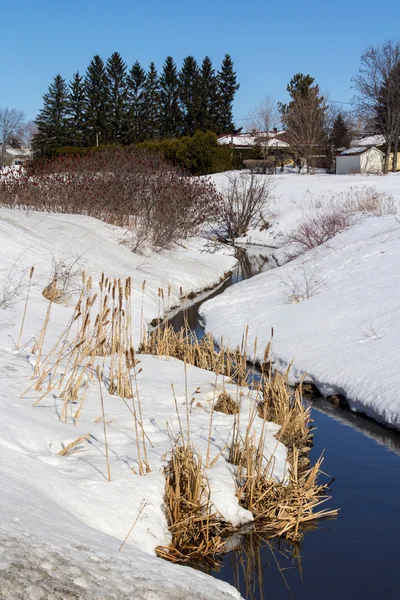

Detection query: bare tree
xmin=352 ymin=39 xmax=400 ymax=173
xmin=247 ymin=95 xmax=280 ymax=151
xmin=0 ymin=107 xmax=25 ymax=165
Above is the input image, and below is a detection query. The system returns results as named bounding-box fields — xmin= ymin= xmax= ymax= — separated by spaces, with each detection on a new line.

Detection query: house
xmin=217 ymin=130 xmax=290 ymax=151
xmin=350 ymin=135 xmax=400 ymax=171
xmin=336 ymin=146 xmax=384 ymax=174
xmin=0 ymin=144 xmax=31 ymax=167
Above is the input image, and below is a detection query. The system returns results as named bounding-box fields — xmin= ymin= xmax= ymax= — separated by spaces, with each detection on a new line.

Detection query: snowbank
xmin=200 ymin=214 xmax=400 ymax=429
xmin=0 ymin=208 xmax=286 ymax=597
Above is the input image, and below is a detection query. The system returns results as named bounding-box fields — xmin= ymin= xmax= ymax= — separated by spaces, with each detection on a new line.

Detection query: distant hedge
xmin=54 ymin=132 xmax=263 ymax=175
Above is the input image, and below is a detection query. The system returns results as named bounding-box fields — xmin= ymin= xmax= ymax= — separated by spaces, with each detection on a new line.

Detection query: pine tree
xmin=33 ymin=74 xmax=69 ymax=154
xmin=67 ymin=72 xmax=86 ymax=147
xmin=84 ymin=55 xmax=110 ymax=146
xmin=126 ymin=60 xmax=146 ymax=143
xmin=330 ymin=113 xmax=351 ymax=150
xmin=179 ymin=56 xmax=201 ymax=136
xmin=159 ymin=56 xmax=182 ymax=137
xmin=280 ymin=73 xmax=328 ymax=172
xmin=142 ymin=62 xmax=161 ymax=140
xmin=106 ymin=52 xmax=128 ymax=143
xmin=216 ymin=54 xmax=239 ymax=134
xmin=198 ymin=56 xmax=219 ymax=132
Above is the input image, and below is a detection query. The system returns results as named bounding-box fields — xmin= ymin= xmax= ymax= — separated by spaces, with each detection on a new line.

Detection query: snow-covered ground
xmin=0 ymin=207 xmax=289 ymax=598
xmin=201 ymin=171 xmax=400 ymax=430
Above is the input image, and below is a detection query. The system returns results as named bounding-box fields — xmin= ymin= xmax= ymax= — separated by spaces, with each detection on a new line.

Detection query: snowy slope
xmin=200 ymin=214 xmax=400 ymax=429
xmin=0 ymin=208 xmax=287 ymax=598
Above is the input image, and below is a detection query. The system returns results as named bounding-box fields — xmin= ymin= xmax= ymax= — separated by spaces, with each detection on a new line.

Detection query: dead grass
xmin=156 ymin=440 xmax=227 ymax=565
xmin=140 ymin=324 xmax=248 ymax=385
xmin=214 ymin=391 xmax=239 ymax=415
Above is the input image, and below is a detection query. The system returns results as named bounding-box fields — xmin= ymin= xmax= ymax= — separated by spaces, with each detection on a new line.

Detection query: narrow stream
xmin=170 ymin=246 xmax=400 ymax=600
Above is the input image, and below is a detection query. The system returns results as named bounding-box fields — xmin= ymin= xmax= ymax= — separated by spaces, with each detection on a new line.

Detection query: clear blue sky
xmin=2 ymin=0 xmax=400 ymax=127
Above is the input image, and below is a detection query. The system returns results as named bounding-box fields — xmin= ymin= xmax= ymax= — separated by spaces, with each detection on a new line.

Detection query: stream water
xmin=169 ymin=246 xmax=400 ymax=600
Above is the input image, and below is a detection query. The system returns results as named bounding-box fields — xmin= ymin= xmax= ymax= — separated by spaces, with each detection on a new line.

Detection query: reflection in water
xmin=214 ymin=534 xmax=305 ymax=600
xmin=310 ymin=398 xmax=400 ymax=457
xmin=167 ymin=246 xmax=400 ymax=600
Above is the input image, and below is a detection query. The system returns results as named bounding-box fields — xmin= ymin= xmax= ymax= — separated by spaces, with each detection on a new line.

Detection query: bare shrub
xmin=341 ymin=186 xmax=396 ymax=216
xmin=243 ymin=158 xmax=276 ymax=174
xmin=43 ymin=254 xmax=83 ymax=303
xmin=279 ymin=262 xmax=324 ymax=303
xmin=215 ymin=171 xmax=273 ymax=241
xmin=0 ymin=255 xmax=31 ymax=310
xmin=0 ymin=149 xmax=221 ymax=251
xmin=285 ymin=208 xmax=350 ymax=260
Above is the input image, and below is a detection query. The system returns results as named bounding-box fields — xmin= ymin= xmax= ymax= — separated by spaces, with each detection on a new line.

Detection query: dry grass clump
xmin=214 ymin=391 xmax=239 ymax=415
xmin=342 ymin=186 xmax=396 ymax=216
xmin=23 ymin=270 xmax=150 ymax=475
xmin=156 ymin=440 xmax=227 ymax=565
xmin=235 ymin=441 xmax=336 ymax=543
xmin=140 ymin=325 xmax=248 ymax=385
xmin=259 ymin=370 xmax=312 ymax=450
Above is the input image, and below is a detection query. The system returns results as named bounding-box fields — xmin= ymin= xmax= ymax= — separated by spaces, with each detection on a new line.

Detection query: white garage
xmin=336 ymin=146 xmax=384 ymax=175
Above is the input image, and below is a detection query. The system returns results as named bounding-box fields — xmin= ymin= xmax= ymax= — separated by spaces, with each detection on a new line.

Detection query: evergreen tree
xmin=216 ymin=54 xmax=239 ymax=134
xmin=280 ymin=73 xmax=328 ymax=172
xmin=142 ymin=62 xmax=161 ymax=140
xmin=67 ymin=72 xmax=86 ymax=147
xmin=126 ymin=60 xmax=146 ymax=142
xmin=106 ymin=52 xmax=128 ymax=143
xmin=329 ymin=113 xmax=351 ymax=150
xmin=33 ymin=74 xmax=69 ymax=154
xmin=159 ymin=56 xmax=182 ymax=137
xmin=198 ymin=56 xmax=219 ymax=132
xmin=84 ymin=55 xmax=110 ymax=145
xmin=179 ymin=56 xmax=201 ymax=136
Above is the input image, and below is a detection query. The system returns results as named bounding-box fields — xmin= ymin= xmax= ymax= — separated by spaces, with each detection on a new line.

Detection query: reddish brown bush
xmin=285 ymin=208 xmax=350 ymax=260
xmin=0 ymin=149 xmax=221 ymax=251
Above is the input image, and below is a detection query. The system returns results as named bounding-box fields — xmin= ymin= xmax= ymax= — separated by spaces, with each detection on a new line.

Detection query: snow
xmin=351 ymin=134 xmax=386 ymax=147
xmin=201 ymin=170 xmax=400 ymax=429
xmin=340 ymin=147 xmax=368 ymax=155
xmin=0 ymin=207 xmax=289 ymax=597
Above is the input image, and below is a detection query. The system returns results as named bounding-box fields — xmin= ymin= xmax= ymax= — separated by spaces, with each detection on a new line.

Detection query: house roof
xmin=350 ymin=134 xmax=386 ymax=148
xmin=0 ymin=144 xmax=31 ymax=157
xmin=217 ymin=131 xmax=289 ymax=148
xmin=340 ymin=146 xmax=384 ymax=156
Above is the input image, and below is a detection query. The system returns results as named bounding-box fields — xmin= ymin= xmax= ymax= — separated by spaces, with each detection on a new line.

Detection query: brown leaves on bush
xmin=0 ymin=149 xmax=221 ymax=251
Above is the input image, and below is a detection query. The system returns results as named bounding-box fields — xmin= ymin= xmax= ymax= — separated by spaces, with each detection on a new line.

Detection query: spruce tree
xmin=106 ymin=52 xmax=128 ymax=143
xmin=84 ymin=55 xmax=110 ymax=146
xmin=179 ymin=56 xmax=201 ymax=136
xmin=159 ymin=56 xmax=182 ymax=137
xmin=198 ymin=56 xmax=219 ymax=132
xmin=67 ymin=72 xmax=86 ymax=147
xmin=216 ymin=54 xmax=239 ymax=134
xmin=33 ymin=74 xmax=69 ymax=154
xmin=126 ymin=60 xmax=146 ymax=143
xmin=142 ymin=62 xmax=161 ymax=140
xmin=330 ymin=113 xmax=351 ymax=150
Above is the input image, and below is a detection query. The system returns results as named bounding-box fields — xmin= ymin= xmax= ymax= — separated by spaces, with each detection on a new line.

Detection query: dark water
xmin=170 ymin=246 xmax=400 ymax=600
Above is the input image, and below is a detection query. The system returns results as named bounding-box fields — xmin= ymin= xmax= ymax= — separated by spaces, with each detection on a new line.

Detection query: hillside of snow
xmin=201 ymin=171 xmax=400 ymax=429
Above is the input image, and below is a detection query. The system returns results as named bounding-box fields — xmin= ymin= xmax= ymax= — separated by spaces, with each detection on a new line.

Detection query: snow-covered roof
xmin=0 ymin=144 xmax=31 ymax=157
xmin=341 ymin=146 xmax=383 ymax=156
xmin=350 ymin=135 xmax=386 ymax=148
xmin=341 ymin=147 xmax=368 ymax=155
xmin=217 ymin=131 xmax=289 ymax=148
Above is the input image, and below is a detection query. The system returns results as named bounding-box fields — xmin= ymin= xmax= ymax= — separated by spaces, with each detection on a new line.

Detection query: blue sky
xmin=2 ymin=0 xmax=400 ymax=127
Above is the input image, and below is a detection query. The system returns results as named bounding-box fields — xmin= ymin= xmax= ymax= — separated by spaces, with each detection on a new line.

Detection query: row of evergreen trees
xmin=34 ymin=52 xmax=239 ymax=154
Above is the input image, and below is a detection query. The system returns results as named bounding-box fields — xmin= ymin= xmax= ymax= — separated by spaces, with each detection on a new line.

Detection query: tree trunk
xmin=392 ymin=135 xmax=399 ymax=172
xmin=384 ymin=140 xmax=391 ymax=174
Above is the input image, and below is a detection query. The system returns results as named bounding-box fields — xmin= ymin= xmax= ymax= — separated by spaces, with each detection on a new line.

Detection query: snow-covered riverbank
xmin=0 ymin=208 xmax=257 ymax=599
xmin=201 ymin=172 xmax=400 ymax=429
